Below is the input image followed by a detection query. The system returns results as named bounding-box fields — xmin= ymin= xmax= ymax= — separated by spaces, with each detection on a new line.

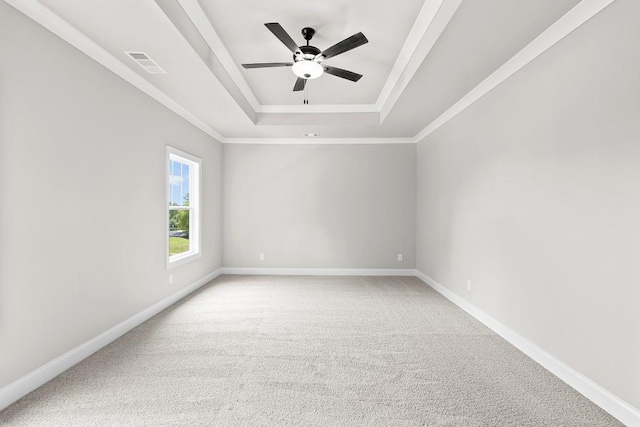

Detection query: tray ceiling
xmin=6 ymin=0 xmax=613 ymax=141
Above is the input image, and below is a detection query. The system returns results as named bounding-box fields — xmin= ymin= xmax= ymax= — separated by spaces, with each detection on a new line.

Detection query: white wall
xmin=223 ymin=144 xmax=416 ymax=269
xmin=416 ymin=0 xmax=639 ymax=410
xmin=0 ymin=3 xmax=222 ymax=388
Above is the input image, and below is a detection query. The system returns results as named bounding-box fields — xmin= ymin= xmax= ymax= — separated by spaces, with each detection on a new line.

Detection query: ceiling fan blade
xmin=323 ymin=66 xmax=362 ymax=82
xmin=265 ymin=23 xmax=301 ymax=54
xmin=242 ymin=62 xmax=294 ymax=69
xmin=320 ymin=32 xmax=368 ymax=60
xmin=293 ymin=77 xmax=306 ymax=92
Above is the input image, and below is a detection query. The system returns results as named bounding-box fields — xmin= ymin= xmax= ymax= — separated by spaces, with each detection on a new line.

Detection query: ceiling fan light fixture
xmin=292 ymin=61 xmax=323 ymax=79
xmin=244 ymin=24 xmax=368 ymax=91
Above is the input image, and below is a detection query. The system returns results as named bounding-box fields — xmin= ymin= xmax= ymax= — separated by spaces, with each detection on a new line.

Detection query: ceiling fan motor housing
xmin=294 ymin=45 xmax=322 ymax=61
xmin=293 ymin=43 xmax=323 ymax=79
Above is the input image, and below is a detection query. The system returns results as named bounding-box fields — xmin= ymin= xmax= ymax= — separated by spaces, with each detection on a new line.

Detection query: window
xmin=167 ymin=147 xmax=201 ymax=268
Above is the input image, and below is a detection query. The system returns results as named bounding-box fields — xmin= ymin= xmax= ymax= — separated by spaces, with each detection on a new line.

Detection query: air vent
xmin=125 ymin=51 xmax=166 ymax=74
xmin=304 ymin=132 xmax=320 ymax=137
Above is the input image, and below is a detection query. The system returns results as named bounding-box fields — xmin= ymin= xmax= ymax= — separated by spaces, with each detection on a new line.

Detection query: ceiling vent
xmin=126 ymin=52 xmax=166 ymax=74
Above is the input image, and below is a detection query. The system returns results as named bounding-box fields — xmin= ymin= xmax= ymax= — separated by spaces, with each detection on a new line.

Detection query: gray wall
xmin=223 ymin=144 xmax=416 ymax=269
xmin=0 ymin=3 xmax=222 ymax=388
xmin=416 ymin=0 xmax=639 ymax=410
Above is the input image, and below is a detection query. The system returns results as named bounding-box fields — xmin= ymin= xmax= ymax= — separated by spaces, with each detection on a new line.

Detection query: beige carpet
xmin=0 ymin=275 xmax=621 ymax=426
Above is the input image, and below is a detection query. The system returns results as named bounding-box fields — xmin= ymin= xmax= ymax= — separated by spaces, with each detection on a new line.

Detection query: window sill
xmin=167 ymin=251 xmax=202 ymax=270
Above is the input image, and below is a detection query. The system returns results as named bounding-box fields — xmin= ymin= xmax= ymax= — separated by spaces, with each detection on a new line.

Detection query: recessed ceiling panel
xmin=197 ymin=0 xmax=425 ymax=105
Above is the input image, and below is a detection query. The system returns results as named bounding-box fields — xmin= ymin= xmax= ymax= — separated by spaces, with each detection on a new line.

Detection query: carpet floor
xmin=0 ymin=275 xmax=622 ymax=426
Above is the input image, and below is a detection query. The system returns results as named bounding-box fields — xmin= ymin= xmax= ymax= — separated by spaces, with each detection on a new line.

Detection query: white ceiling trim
xmin=376 ymin=0 xmax=451 ymax=120
xmin=4 ymin=0 xmax=225 ymax=142
xmin=413 ymin=0 xmax=617 ymax=144
xmin=379 ymin=0 xmax=462 ymax=122
xmin=223 ymin=138 xmax=414 ymax=145
xmin=375 ymin=0 xmax=444 ymax=112
xmin=258 ymin=104 xmax=378 ymax=114
xmin=177 ymin=0 xmax=260 ymax=111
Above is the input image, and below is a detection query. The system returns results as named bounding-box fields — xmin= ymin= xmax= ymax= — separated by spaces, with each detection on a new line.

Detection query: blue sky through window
xmin=169 ymin=159 xmax=190 ymax=206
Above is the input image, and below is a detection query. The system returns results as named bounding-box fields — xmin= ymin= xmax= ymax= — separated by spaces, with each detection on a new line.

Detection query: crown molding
xmin=222 ymin=137 xmax=414 ymax=145
xmin=376 ymin=0 xmax=462 ymax=122
xmin=257 ymin=104 xmax=378 ymax=114
xmin=375 ymin=0 xmax=445 ymax=112
xmin=3 ymin=0 xmax=224 ymax=143
xmin=176 ymin=0 xmax=260 ymax=111
xmin=413 ymin=0 xmax=617 ymax=143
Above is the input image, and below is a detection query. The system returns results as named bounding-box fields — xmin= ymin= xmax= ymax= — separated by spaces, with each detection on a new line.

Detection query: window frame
xmin=166 ymin=146 xmax=202 ymax=269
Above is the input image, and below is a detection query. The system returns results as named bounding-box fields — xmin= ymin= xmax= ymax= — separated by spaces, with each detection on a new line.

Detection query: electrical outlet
xmin=259 ymin=253 xmax=265 ymax=261
xmin=397 ymin=254 xmax=403 ymax=262
xmin=169 ymin=274 xmax=174 ymax=285
xmin=467 ymin=279 xmax=472 ymax=290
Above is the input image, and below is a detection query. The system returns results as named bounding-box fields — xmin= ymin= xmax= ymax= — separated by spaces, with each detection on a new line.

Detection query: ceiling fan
xmin=242 ymin=23 xmax=368 ymax=94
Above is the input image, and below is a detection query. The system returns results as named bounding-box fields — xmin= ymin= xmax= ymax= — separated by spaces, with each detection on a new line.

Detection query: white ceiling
xmin=11 ymin=0 xmax=602 ymax=141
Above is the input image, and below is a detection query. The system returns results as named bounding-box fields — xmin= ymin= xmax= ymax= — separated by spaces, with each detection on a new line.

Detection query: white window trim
xmin=166 ymin=146 xmax=202 ymax=269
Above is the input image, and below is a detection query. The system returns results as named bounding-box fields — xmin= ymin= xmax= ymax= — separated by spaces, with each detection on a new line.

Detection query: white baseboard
xmin=221 ymin=267 xmax=418 ymax=277
xmin=0 ymin=268 xmax=223 ymax=412
xmin=3 ymin=268 xmax=637 ymax=426
xmin=415 ymin=270 xmax=640 ymax=427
